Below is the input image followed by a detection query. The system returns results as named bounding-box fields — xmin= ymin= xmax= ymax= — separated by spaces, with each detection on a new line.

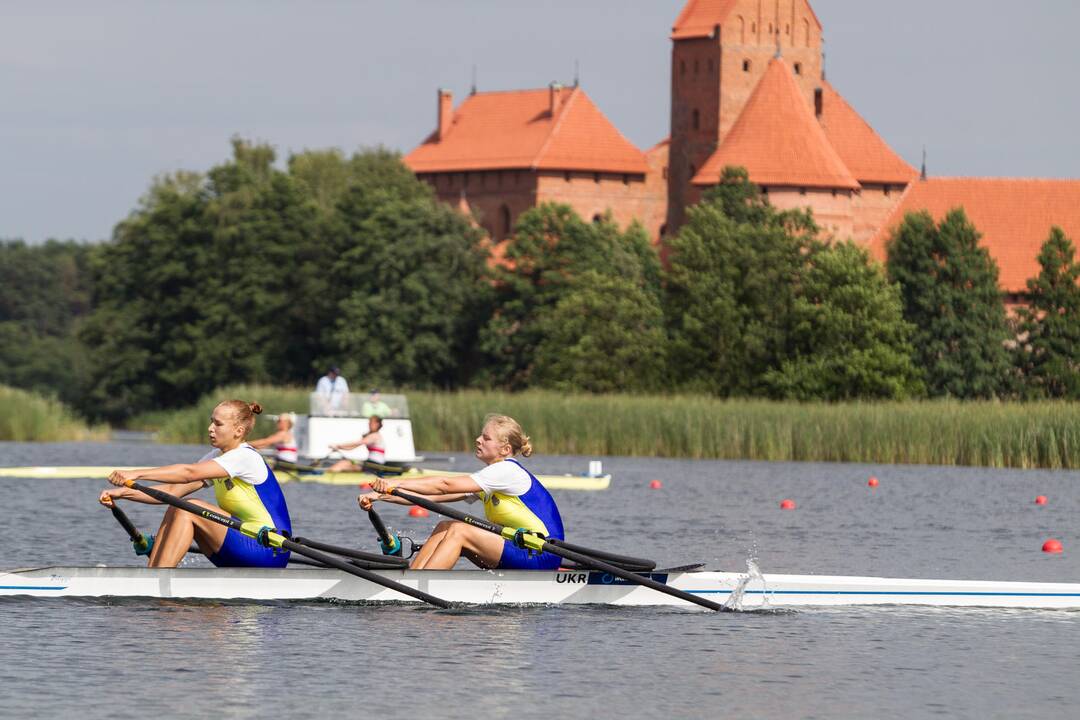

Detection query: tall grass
xmin=0 ymin=385 xmax=108 ymax=442
xmin=134 ymin=386 xmax=1080 ymax=469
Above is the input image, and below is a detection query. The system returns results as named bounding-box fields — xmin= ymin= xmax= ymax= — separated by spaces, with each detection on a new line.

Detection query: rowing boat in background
xmin=0 ymin=465 xmax=612 ymax=491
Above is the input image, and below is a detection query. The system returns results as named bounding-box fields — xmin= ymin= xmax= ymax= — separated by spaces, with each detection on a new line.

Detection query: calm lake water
xmin=1 ymin=441 xmax=1078 ymax=719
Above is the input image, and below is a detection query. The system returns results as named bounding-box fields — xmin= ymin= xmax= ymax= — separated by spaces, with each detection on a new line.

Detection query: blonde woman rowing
xmin=359 ymin=414 xmax=564 ymax=570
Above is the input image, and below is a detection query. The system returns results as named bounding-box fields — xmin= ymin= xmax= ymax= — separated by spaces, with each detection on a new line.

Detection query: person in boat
xmin=248 ymin=412 xmax=298 ymax=465
xmin=358 ymin=414 xmax=564 ymax=570
xmin=326 ymin=415 xmax=386 ymax=471
xmin=314 ymin=365 xmax=349 ymax=415
xmin=361 ymin=389 xmax=393 ymax=419
xmin=98 ymin=400 xmax=291 ymax=569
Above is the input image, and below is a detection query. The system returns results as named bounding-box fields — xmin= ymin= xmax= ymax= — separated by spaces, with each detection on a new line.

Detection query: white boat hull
xmin=3 ymin=566 xmax=1079 ymax=610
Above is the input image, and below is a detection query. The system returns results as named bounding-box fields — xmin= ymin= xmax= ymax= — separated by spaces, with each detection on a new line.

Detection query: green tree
xmin=763 ymin=241 xmax=923 ymax=400
xmin=663 ymin=166 xmax=817 ymax=395
xmin=886 ymin=208 xmax=1011 ymax=398
xmin=326 ymin=169 xmax=491 ymax=389
xmin=479 ymin=204 xmax=662 ymax=388
xmin=0 ymin=239 xmax=94 ymax=405
xmin=1014 ymin=227 xmax=1080 ymax=398
xmin=533 ymin=271 xmax=666 ymax=393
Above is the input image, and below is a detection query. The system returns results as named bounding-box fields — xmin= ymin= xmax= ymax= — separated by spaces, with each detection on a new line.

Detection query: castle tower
xmin=667 ymin=0 xmax=824 ymax=231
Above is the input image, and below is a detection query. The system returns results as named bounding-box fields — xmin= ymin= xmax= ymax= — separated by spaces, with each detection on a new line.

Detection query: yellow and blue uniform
xmin=476 ymin=459 xmax=564 ymax=571
xmin=202 ymin=445 xmax=291 ymax=568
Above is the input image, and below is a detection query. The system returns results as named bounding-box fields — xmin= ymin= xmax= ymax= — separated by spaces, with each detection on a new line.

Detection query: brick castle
xmin=404 ymin=0 xmax=1080 ymax=300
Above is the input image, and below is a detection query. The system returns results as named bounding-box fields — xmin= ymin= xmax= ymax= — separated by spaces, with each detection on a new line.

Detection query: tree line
xmin=2 ymin=145 xmax=1078 ymax=422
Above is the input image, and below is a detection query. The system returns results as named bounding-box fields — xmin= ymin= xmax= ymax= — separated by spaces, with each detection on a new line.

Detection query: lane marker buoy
xmin=1042 ymin=539 xmax=1063 ymax=554
xmin=408 ymin=506 xmax=429 ymax=518
xmin=649 ymin=479 xmax=663 ymax=489
xmin=1035 ymin=495 xmax=1048 ymax=505
xmin=780 ymin=499 xmax=796 ymax=510
xmin=868 ymin=476 xmax=879 ymax=488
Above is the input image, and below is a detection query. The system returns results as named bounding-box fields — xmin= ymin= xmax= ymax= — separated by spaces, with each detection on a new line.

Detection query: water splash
xmin=724 ymin=557 xmax=770 ymax=611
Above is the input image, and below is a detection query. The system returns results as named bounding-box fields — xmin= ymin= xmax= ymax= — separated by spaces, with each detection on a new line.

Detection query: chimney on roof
xmin=549 ymin=82 xmax=563 ymax=117
xmin=814 ymin=87 xmax=823 ymax=118
xmin=921 ymin=146 xmax=928 ymax=181
xmin=438 ymin=89 xmax=453 ymax=141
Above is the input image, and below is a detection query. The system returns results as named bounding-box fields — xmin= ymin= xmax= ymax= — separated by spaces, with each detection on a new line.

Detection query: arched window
xmin=692 ymin=109 xmax=700 ymax=130
xmin=659 ymin=224 xmax=668 ymax=237
xmin=564 ymin=170 xmax=572 ymax=182
xmin=794 ymin=62 xmax=802 ymax=75
xmin=594 ymin=172 xmax=601 ymax=184
xmin=743 ymin=59 xmax=751 ymax=72
xmin=592 ymin=213 xmax=603 ymax=224
xmin=738 ymin=15 xmax=745 ymax=44
xmin=803 ymin=19 xmax=810 ymax=47
xmin=500 ymin=205 xmax=512 ymax=237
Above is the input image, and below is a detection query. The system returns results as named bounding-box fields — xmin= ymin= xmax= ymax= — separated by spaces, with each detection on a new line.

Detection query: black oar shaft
xmin=391 ymin=488 xmax=725 ymax=612
xmin=110 ymin=505 xmax=142 ymax=542
xmin=126 ymin=481 xmax=450 ymax=608
xmin=367 ymin=509 xmax=394 ymax=547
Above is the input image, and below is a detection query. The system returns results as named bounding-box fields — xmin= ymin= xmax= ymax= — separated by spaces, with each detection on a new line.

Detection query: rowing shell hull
xmin=0 ymin=466 xmax=611 ymax=491
xmin=2 ymin=566 xmax=1078 ymax=609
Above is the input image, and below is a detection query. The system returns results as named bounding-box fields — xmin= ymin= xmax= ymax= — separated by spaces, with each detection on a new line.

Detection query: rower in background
xmin=99 ymin=400 xmax=292 ymax=569
xmin=326 ymin=416 xmax=386 ymax=471
xmin=249 ymin=411 xmax=298 ymax=464
xmin=359 ymin=414 xmax=564 ymax=570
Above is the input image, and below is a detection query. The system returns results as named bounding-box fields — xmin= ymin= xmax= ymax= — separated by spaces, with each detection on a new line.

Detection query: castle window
xmin=500 ymin=205 xmax=512 ymax=237
xmin=768 ymin=23 xmax=773 ymax=34
xmin=592 ymin=214 xmax=603 ymax=224
xmin=794 ymin=62 xmax=802 ymax=75
xmin=692 ymin=109 xmax=700 ymax=130
xmin=884 ymin=185 xmax=891 ymax=197
xmin=594 ymin=172 xmax=601 ymax=184
xmin=752 ymin=22 xmax=756 ymax=34
xmin=743 ymin=59 xmax=751 ymax=72
xmin=785 ymin=24 xmax=790 ymax=35
xmin=622 ymin=174 xmax=630 ymax=185
xmin=832 ymin=189 xmax=838 ymax=197
xmin=799 ymin=187 xmax=807 ymax=196
xmin=564 ymin=170 xmax=571 ymax=182
xmin=659 ymin=224 xmax=668 ymax=237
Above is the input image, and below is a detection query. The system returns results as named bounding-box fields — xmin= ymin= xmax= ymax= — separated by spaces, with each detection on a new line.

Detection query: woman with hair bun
xmin=360 ymin=414 xmax=564 ymax=570
xmin=100 ymin=399 xmax=292 ymax=569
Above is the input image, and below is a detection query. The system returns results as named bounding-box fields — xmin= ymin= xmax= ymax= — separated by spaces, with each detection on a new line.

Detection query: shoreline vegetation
xmin=5 ymin=384 xmax=1077 ymax=470
xmin=0 ymin=386 xmax=108 ymax=442
xmin=124 ymin=385 xmax=1080 ymax=470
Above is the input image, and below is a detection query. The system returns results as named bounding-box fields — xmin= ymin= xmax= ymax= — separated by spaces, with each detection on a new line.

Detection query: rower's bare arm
xmin=248 ymin=430 xmax=285 ymax=449
xmin=110 ymin=460 xmax=228 ymax=485
xmin=100 ymin=480 xmax=204 ymax=505
xmin=372 ymin=475 xmax=481 ymax=496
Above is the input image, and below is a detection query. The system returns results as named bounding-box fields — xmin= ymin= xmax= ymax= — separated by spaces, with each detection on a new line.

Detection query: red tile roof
xmin=693 ymin=57 xmax=859 ymax=189
xmin=671 ymin=0 xmax=821 ymax=40
xmin=869 ymin=178 xmax=1080 ymax=293
xmin=819 ymin=82 xmax=918 ymax=185
xmin=404 ymin=87 xmax=648 ymax=175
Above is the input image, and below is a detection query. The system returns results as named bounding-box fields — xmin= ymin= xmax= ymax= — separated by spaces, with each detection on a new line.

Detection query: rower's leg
xmin=410 ymin=520 xmax=504 ymax=570
xmin=148 ymin=500 xmax=229 ymax=568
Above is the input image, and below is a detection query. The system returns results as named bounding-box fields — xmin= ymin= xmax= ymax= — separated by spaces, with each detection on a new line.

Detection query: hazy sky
xmin=2 ymin=1 xmax=1078 ymax=243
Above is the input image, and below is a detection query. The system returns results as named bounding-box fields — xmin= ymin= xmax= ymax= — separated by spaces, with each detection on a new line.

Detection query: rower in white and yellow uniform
xmin=359 ymin=414 xmax=564 ymax=570
xmin=99 ymin=400 xmax=292 ymax=568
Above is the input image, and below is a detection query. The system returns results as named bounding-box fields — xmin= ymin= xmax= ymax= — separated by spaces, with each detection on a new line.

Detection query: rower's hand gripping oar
xmin=121 ymin=479 xmax=451 ymax=608
xmin=100 ymin=494 xmax=154 ymax=556
xmin=384 ymin=487 xmax=727 ymax=612
xmin=366 ymin=507 xmax=403 ymax=557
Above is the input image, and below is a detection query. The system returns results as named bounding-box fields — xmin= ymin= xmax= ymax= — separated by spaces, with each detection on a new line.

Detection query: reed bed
xmin=135 ymin=386 xmax=1080 ymax=470
xmin=0 ymin=385 xmax=108 ymax=442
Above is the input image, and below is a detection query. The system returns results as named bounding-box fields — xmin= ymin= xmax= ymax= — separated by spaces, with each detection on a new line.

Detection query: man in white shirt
xmin=315 ymin=366 xmax=349 ymax=415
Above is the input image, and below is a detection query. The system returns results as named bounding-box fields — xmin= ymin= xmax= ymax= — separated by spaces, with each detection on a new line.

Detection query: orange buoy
xmin=408 ymin=506 xmax=429 ymax=518
xmin=1035 ymin=495 xmax=1048 ymax=505
xmin=649 ymin=479 xmax=663 ymax=489
xmin=359 ymin=482 xmax=372 ymax=490
xmin=868 ymin=476 xmax=879 ymax=488
xmin=1042 ymin=539 xmax=1063 ymax=554
xmin=780 ymin=499 xmax=796 ymax=510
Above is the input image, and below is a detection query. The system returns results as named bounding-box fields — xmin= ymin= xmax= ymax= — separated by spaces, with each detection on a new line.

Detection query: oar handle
xmin=390 ymin=488 xmax=726 ymax=613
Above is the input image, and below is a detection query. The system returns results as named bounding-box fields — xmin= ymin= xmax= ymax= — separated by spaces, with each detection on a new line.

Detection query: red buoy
xmin=780 ymin=499 xmax=796 ymax=510
xmin=868 ymin=476 xmax=879 ymax=488
xmin=1035 ymin=495 xmax=1048 ymax=505
xmin=1042 ymin=539 xmax=1063 ymax=554
xmin=408 ymin=506 xmax=429 ymax=518
xmin=649 ymin=479 xmax=663 ymax=490
xmin=359 ymin=482 xmax=372 ymax=490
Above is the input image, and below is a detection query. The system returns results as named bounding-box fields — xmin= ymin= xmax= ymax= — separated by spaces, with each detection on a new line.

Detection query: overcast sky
xmin=2 ymin=1 xmax=1078 ymax=244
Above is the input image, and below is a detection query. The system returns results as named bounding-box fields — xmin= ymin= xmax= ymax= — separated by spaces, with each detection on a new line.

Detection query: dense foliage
xmin=886 ymin=209 xmax=1012 ymax=398
xmin=4 ymin=147 xmax=1075 ymax=421
xmin=1014 ymin=227 xmax=1080 ymax=398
